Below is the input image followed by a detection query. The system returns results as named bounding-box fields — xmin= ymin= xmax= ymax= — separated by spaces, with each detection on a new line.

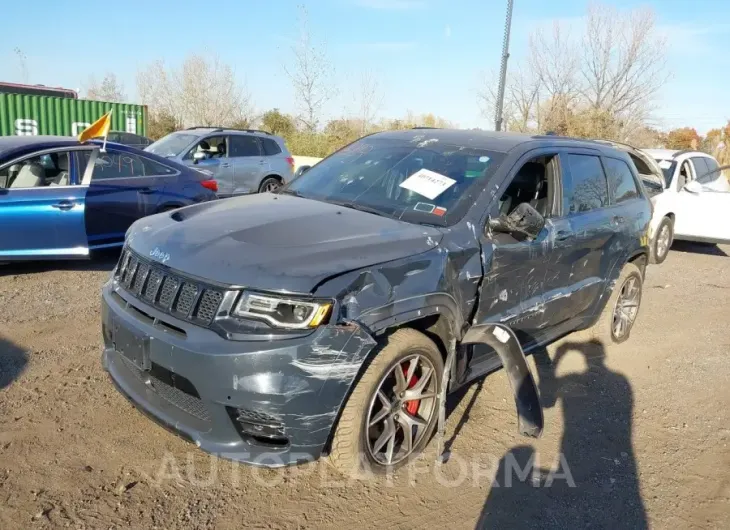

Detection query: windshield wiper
xmin=329 ymin=200 xmax=393 ymax=219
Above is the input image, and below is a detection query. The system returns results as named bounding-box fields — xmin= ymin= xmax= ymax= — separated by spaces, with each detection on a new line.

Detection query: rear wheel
xmin=328 ymin=329 xmax=443 ymax=477
xmin=573 ymin=261 xmax=643 ymax=345
xmin=259 ymin=176 xmax=282 ymax=193
xmin=651 ymin=217 xmax=673 ymax=264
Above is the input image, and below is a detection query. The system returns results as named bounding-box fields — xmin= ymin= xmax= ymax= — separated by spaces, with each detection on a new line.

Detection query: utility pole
xmin=494 ymin=0 xmax=514 ymax=132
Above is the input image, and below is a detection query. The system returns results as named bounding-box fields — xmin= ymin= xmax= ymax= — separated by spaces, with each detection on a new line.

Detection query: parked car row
xmin=4 ymin=123 xmax=727 ymax=473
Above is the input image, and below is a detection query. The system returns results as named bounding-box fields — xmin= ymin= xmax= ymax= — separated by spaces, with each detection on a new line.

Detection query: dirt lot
xmin=1 ymin=243 xmax=729 ymax=529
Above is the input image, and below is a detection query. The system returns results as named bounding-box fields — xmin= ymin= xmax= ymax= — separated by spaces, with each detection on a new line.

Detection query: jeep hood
xmin=126 ymin=193 xmax=443 ymax=293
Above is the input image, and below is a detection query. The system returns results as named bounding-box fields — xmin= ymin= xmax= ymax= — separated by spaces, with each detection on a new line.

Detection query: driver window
xmin=497 ymin=154 xmax=556 ymax=219
xmin=677 ymin=161 xmax=692 ymax=189
xmin=0 ymin=152 xmax=71 ymax=189
xmin=185 ymin=135 xmax=227 ymax=160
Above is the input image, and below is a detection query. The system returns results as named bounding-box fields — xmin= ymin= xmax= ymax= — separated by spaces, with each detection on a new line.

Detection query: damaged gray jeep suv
xmin=102 ymin=129 xmax=652 ymax=472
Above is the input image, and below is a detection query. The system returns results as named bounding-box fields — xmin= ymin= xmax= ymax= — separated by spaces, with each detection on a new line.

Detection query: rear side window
xmin=140 ymin=157 xmax=176 ymax=176
xmin=261 ymin=138 xmax=282 ymax=156
xmin=697 ymin=157 xmax=722 ymax=185
xmin=91 ymin=151 xmax=146 ymax=179
xmin=565 ymin=154 xmax=609 ymax=214
xmin=229 ymin=135 xmax=261 ymax=157
xmin=603 ymin=157 xmax=640 ymax=204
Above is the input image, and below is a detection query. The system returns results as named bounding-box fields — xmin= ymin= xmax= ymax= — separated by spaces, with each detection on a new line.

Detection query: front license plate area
xmin=113 ymin=320 xmax=151 ymax=371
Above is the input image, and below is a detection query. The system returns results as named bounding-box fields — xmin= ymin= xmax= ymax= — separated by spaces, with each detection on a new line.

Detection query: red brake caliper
xmin=402 ymin=364 xmax=420 ymax=415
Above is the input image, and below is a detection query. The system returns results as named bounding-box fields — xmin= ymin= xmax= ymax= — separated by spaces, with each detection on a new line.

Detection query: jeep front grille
xmin=115 ymin=248 xmax=226 ymax=326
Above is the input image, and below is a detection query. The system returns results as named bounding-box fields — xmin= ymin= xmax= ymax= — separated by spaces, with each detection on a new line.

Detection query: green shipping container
xmin=0 ymin=93 xmax=147 ymax=138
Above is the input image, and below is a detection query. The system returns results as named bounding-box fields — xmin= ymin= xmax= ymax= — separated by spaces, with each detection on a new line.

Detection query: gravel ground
xmin=1 ymin=243 xmax=729 ymax=529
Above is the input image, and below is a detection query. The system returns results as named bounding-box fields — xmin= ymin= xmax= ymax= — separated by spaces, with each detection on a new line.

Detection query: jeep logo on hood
xmin=149 ymin=247 xmax=171 ymax=263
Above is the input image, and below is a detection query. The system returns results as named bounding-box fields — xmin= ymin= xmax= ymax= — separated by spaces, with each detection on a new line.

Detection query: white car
xmin=641 ymin=149 xmax=730 ymax=262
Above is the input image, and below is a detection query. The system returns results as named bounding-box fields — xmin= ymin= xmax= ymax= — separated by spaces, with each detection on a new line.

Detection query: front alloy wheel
xmin=365 ymin=354 xmax=438 ymax=466
xmin=328 ymin=329 xmax=444 ymax=476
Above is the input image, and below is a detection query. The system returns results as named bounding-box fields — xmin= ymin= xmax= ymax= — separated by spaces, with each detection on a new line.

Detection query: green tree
xmin=147 ymin=111 xmax=181 ymax=140
xmin=261 ymin=109 xmax=296 ymax=137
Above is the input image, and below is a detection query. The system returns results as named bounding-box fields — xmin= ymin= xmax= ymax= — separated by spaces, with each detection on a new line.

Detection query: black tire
xmin=573 ymin=261 xmax=643 ymax=345
xmin=328 ymin=328 xmax=444 ymax=477
xmin=258 ymin=176 xmax=282 ymax=193
xmin=651 ymin=217 xmax=673 ymax=264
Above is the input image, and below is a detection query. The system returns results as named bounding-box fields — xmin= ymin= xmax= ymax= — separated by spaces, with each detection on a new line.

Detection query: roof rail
xmin=185 ymin=126 xmax=271 ymax=135
xmin=412 ymin=126 xmax=439 ymax=129
xmin=672 ymin=149 xmax=694 ymax=158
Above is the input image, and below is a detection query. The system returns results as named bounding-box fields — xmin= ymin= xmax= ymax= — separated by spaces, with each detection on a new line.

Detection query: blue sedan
xmin=0 ymin=135 xmax=218 ymax=261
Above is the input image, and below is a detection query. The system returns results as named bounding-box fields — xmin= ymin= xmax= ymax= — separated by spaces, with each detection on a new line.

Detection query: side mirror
xmin=489 ymin=202 xmax=546 ymax=241
xmin=294 ymin=165 xmax=311 ymax=179
xmin=192 ymin=151 xmax=207 ymax=164
xmin=683 ymin=180 xmax=703 ymax=194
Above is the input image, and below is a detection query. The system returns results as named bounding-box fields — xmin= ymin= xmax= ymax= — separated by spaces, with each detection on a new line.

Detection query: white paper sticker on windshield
xmin=658 ymin=160 xmax=672 ymax=169
xmin=399 ymin=169 xmax=456 ymax=200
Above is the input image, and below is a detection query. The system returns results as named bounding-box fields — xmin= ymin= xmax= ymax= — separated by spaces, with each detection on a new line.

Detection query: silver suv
xmin=146 ymin=127 xmax=294 ymax=196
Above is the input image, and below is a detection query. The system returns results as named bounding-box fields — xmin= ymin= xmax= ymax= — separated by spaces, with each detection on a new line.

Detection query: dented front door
xmin=477 ymin=232 xmax=554 ymax=339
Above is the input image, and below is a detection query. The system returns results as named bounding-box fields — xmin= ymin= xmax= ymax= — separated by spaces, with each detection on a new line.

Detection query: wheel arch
xmin=320 ymin=304 xmax=460 ymax=456
xmin=260 ymin=173 xmax=283 ymax=186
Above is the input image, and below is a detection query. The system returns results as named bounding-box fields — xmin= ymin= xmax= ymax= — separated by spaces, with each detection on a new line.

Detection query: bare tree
xmin=137 ymin=53 xmax=253 ymax=128
xmin=284 ymin=5 xmax=336 ymax=132
xmin=478 ymin=61 xmax=539 ymax=132
xmin=580 ymin=5 xmax=667 ymax=119
xmin=86 ymin=73 xmax=126 ymax=102
xmin=480 ymin=3 xmax=667 ymax=143
xmin=357 ymin=70 xmax=384 ymax=134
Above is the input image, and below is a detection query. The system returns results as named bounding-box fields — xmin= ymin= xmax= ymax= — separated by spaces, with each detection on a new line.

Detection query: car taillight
xmin=200 ymin=179 xmax=218 ymax=192
xmin=286 ymin=156 xmax=294 ymax=170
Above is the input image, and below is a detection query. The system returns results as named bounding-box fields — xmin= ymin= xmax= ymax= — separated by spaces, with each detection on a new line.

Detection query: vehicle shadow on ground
xmin=0 ymin=336 xmax=28 ymax=391
xmin=670 ymin=241 xmax=728 ymax=257
xmin=475 ymin=340 xmax=647 ymax=529
xmin=0 ymin=249 xmax=120 ymax=277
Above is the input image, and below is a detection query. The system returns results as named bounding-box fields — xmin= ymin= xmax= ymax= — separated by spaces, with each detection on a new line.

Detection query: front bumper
xmin=101 ymin=280 xmax=377 ymax=467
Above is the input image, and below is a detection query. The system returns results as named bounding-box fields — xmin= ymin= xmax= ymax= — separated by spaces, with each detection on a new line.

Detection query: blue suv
xmin=146 ymin=127 xmax=295 ymax=196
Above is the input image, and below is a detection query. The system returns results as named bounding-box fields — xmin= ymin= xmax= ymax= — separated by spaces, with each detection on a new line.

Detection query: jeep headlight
xmin=233 ymin=292 xmax=332 ymax=330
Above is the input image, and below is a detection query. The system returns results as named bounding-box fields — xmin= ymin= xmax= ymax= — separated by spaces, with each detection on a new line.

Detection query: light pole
xmin=494 ymin=0 xmax=514 ymax=132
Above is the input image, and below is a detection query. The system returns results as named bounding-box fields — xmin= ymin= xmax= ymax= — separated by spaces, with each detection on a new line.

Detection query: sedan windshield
xmin=146 ymin=133 xmax=198 ymax=157
xmin=654 ymin=159 xmax=676 ymax=187
xmin=285 ymin=136 xmax=505 ymax=225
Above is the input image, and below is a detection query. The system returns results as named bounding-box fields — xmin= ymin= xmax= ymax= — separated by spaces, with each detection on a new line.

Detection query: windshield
xmin=285 ymin=136 xmax=505 ymax=225
xmin=654 ymin=159 xmax=676 ymax=187
xmin=145 ymin=133 xmax=198 ymax=157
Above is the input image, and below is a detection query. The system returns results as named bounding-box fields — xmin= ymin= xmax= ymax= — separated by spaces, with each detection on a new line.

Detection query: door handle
xmin=221 ymin=162 xmax=231 ymax=168
xmin=555 ymin=230 xmax=572 ymax=241
xmin=259 ymin=160 xmax=266 ymax=165
xmin=612 ymin=215 xmax=625 ymax=225
xmin=51 ymin=200 xmax=75 ymax=211
xmin=138 ymin=187 xmax=154 ymax=194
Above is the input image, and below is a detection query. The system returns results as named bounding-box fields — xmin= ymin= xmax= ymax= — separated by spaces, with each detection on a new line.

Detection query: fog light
xmin=226 ymin=407 xmax=288 ymax=446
